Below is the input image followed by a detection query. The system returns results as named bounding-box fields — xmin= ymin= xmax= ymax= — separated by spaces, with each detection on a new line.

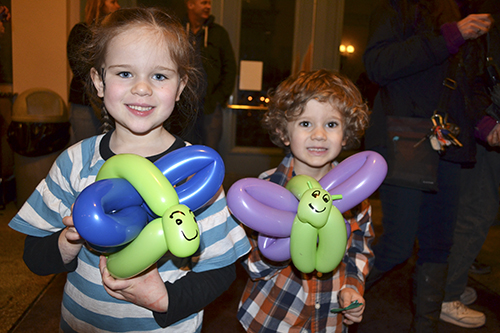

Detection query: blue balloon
xmin=156 ymin=145 xmax=225 ymax=209
xmin=73 ymin=145 xmax=225 ymax=250
xmin=73 ymin=178 xmax=150 ymax=248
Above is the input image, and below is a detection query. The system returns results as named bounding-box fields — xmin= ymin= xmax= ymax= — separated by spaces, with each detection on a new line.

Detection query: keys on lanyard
xmin=414 ymin=112 xmax=462 ymax=151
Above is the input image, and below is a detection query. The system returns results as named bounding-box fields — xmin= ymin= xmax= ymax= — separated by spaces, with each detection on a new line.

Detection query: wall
xmin=11 ymin=0 xmax=80 ymax=100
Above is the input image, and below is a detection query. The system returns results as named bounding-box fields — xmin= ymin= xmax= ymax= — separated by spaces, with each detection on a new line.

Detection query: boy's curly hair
xmin=262 ymin=69 xmax=370 ymax=150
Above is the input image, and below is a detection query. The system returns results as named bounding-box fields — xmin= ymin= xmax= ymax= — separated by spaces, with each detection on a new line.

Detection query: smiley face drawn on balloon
xmin=227 ymin=151 xmax=388 ymax=271
xmin=163 ymin=204 xmax=199 ymax=258
xmin=295 ymin=184 xmax=334 ymax=229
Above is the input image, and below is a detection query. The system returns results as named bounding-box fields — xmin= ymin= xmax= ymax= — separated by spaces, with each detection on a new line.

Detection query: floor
xmin=2 ymin=194 xmax=500 ymax=333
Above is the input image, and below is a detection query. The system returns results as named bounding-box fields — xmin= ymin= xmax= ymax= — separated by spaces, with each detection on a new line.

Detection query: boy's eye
xmin=153 ymin=74 xmax=167 ymax=81
xmin=299 ymin=121 xmax=311 ymax=127
xmin=118 ymin=72 xmax=132 ymax=78
xmin=327 ymin=121 xmax=339 ymax=128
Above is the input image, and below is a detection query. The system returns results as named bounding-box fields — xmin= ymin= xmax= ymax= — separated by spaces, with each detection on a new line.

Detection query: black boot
xmin=411 ymin=263 xmax=448 ymax=333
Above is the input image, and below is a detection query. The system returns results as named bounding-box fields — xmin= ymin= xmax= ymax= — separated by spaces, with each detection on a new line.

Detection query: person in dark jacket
xmin=67 ymin=0 xmax=120 ymax=144
xmin=362 ymin=0 xmax=494 ymax=331
xmin=183 ymin=0 xmax=236 ymax=151
xmin=440 ymin=0 xmax=500 ymax=329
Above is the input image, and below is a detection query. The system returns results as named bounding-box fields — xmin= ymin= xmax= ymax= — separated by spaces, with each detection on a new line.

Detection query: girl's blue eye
xmin=118 ymin=72 xmax=132 ymax=78
xmin=153 ymin=74 xmax=167 ymax=81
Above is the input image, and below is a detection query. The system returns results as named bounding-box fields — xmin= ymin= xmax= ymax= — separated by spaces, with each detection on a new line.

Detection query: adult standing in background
xmin=440 ymin=0 xmax=500 ymax=328
xmin=0 ymin=5 xmax=10 ymax=35
xmin=363 ymin=0 xmax=493 ymax=331
xmin=184 ymin=0 xmax=236 ymax=151
xmin=67 ymin=0 xmax=120 ymax=144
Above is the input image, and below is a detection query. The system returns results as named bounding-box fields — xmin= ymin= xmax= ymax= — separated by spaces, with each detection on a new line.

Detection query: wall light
xmin=339 ymin=44 xmax=355 ymax=55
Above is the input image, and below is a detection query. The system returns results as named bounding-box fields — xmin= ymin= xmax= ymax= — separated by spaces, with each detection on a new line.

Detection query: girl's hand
xmin=338 ymin=288 xmax=365 ymax=325
xmin=487 ymin=123 xmax=500 ymax=146
xmin=58 ymin=204 xmax=85 ymax=264
xmin=99 ymin=256 xmax=169 ymax=313
xmin=457 ymin=14 xmax=493 ymax=40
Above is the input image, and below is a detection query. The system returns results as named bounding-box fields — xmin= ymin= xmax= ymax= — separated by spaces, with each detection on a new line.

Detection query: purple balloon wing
xmin=319 ymin=151 xmax=387 ymax=213
xmin=258 ymin=235 xmax=291 ymax=262
xmin=227 ymin=177 xmax=297 ymax=238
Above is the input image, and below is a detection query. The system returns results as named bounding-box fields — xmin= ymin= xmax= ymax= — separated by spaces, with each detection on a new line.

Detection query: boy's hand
xmin=338 ymin=288 xmax=365 ymax=325
xmin=99 ymin=256 xmax=170 ymax=313
xmin=58 ymin=204 xmax=85 ymax=264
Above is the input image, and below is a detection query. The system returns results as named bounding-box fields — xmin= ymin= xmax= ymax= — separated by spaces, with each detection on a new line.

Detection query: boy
xmin=237 ymin=69 xmax=374 ymax=332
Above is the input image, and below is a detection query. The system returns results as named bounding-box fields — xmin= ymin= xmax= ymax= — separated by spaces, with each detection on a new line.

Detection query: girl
xmin=10 ymin=7 xmax=250 ymax=332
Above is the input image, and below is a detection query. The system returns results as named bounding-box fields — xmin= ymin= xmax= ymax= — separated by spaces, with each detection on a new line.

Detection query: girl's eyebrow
xmin=106 ymin=64 xmax=177 ymax=73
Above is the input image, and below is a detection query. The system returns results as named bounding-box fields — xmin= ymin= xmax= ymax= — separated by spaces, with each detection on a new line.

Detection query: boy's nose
xmin=131 ymin=81 xmax=153 ymax=96
xmin=311 ymin=127 xmax=326 ymax=140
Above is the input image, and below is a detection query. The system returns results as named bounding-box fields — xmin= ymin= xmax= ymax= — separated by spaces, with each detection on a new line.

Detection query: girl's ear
xmin=91 ymin=67 xmax=104 ymax=98
xmin=175 ymin=75 xmax=188 ymax=101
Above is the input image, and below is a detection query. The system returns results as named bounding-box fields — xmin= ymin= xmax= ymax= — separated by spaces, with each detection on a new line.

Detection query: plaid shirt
xmin=237 ymin=154 xmax=375 ymax=332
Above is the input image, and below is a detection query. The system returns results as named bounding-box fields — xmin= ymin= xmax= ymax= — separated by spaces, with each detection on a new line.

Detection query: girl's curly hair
xmin=72 ymin=7 xmax=202 ymax=133
xmin=262 ymin=69 xmax=370 ymax=150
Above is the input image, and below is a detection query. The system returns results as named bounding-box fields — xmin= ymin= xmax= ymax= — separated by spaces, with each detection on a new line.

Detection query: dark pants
xmin=373 ymin=159 xmax=461 ymax=271
xmin=444 ymin=143 xmax=500 ymax=301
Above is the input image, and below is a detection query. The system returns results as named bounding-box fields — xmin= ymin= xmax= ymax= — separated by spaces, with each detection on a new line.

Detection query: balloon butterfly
xmin=73 ymin=145 xmax=225 ymax=279
xmin=227 ymin=151 xmax=387 ymax=274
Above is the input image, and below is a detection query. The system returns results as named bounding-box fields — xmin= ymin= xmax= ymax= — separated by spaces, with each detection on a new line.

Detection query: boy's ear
xmin=342 ymin=136 xmax=347 ymax=147
xmin=90 ymin=67 xmax=104 ymax=98
xmin=278 ymin=130 xmax=290 ymax=146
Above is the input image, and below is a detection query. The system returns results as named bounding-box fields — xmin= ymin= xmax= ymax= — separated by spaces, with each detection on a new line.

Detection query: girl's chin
xmin=115 ymin=123 xmax=164 ymax=136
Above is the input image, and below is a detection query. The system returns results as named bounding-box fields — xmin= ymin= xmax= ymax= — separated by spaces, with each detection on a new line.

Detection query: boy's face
xmin=282 ymin=99 xmax=346 ymax=179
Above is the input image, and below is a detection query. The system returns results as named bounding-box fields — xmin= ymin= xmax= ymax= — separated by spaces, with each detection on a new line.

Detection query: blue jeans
xmin=444 ymin=143 xmax=500 ymax=301
xmin=373 ymin=159 xmax=461 ymax=271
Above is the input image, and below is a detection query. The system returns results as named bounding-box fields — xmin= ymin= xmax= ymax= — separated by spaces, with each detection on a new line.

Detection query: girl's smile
xmin=91 ymin=26 xmax=186 ymax=155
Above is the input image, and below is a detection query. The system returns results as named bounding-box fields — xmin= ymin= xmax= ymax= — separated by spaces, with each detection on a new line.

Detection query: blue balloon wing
xmin=155 ymin=145 xmax=225 ymax=211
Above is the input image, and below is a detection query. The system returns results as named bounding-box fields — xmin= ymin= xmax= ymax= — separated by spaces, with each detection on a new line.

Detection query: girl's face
xmin=102 ymin=0 xmax=120 ymax=15
xmin=91 ymin=27 xmax=186 ymax=137
xmin=283 ymin=99 xmax=346 ymax=179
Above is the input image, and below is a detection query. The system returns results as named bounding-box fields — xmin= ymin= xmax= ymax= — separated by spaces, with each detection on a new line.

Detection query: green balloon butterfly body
xmin=286 ymin=175 xmax=347 ymax=274
xmin=95 ymin=154 xmax=200 ymax=279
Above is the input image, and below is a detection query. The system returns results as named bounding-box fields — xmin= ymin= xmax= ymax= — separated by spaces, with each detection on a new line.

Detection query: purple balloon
xmin=319 ymin=151 xmax=388 ymax=213
xmin=227 ymin=151 xmax=387 ymax=262
xmin=227 ymin=178 xmax=297 ymax=237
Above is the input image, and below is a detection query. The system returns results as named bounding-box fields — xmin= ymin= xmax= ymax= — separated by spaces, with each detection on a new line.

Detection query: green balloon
xmin=106 ymin=218 xmax=168 ymax=279
xmin=316 ymin=206 xmax=347 ymax=273
xmin=163 ymin=204 xmax=200 ymax=258
xmin=286 ymin=174 xmax=321 ymax=200
xmin=297 ymin=188 xmax=332 ymax=229
xmin=286 ymin=174 xmax=347 ymax=274
xmin=96 ymin=154 xmax=179 ymax=216
xmin=96 ymin=153 xmax=201 ymax=279
xmin=290 ymin=216 xmax=317 ymax=273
